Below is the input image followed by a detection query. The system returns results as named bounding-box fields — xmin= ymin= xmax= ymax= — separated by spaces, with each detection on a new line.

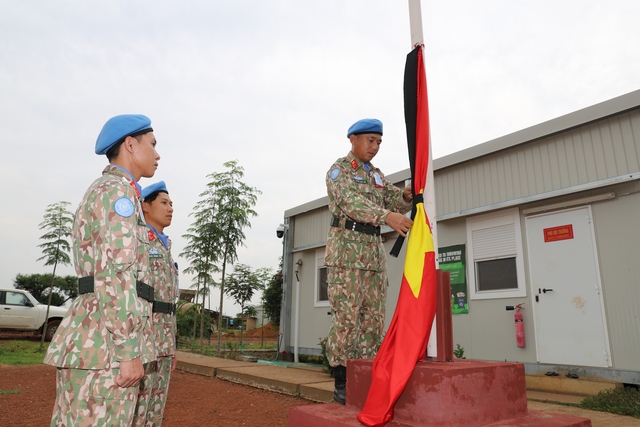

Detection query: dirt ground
xmin=0 ymin=328 xmax=311 ymax=427
xmin=0 ymin=363 xmax=312 ymax=427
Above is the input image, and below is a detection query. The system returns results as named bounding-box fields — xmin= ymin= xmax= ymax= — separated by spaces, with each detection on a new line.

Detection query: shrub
xmin=579 ymin=386 xmax=640 ymax=418
xmin=453 ymin=344 xmax=466 ymax=359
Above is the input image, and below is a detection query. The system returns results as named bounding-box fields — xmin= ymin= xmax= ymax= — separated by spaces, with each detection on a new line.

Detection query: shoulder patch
xmin=114 ymin=197 xmax=135 ymax=218
xmin=330 ymin=168 xmax=341 ymax=180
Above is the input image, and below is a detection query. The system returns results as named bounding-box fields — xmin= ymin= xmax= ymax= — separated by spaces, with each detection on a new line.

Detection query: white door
xmin=525 ymin=206 xmax=611 ymax=367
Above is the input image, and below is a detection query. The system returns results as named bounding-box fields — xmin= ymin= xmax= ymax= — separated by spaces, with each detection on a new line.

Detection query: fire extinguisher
xmin=506 ymin=303 xmax=525 ymax=348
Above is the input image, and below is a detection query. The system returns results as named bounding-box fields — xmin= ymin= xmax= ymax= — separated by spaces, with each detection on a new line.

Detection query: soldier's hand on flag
xmin=115 ymin=357 xmax=144 ymax=388
xmin=386 ymin=212 xmax=413 ymax=237
xmin=403 ymin=184 xmax=413 ymax=202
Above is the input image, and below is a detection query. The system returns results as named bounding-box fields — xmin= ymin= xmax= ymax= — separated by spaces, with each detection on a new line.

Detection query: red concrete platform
xmin=288 ymin=359 xmax=591 ymax=427
xmin=288 ymin=404 xmax=591 ymax=427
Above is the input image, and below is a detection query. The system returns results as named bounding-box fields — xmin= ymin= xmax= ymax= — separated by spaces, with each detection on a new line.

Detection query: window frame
xmin=314 ymin=248 xmax=330 ymax=307
xmin=466 ymin=208 xmax=527 ymax=300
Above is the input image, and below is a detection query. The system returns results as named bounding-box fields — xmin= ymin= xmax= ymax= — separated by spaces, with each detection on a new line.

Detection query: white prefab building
xmin=278 ymin=89 xmax=640 ymax=384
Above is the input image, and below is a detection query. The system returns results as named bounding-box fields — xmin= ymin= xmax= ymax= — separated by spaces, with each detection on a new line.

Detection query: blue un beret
xmin=347 ymin=118 xmax=383 ymax=138
xmin=141 ymin=181 xmax=168 ymax=199
xmin=95 ymin=114 xmax=153 ymax=155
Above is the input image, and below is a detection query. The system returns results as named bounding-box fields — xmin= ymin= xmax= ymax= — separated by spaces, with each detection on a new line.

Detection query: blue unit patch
xmin=114 ymin=197 xmax=135 ymax=218
xmin=330 ymin=168 xmax=341 ymax=180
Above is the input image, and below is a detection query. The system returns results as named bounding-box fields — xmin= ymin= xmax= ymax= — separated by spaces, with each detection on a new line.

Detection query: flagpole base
xmin=289 ymin=359 xmax=591 ymax=427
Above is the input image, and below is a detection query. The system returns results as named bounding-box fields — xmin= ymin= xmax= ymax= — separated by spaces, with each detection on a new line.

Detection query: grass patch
xmin=239 ymin=342 xmax=277 ymax=350
xmin=579 ymin=386 xmax=640 ymax=418
xmin=0 ymin=389 xmax=20 ymax=395
xmin=178 ymin=338 xmax=276 ymax=354
xmin=0 ymin=340 xmax=48 ymax=365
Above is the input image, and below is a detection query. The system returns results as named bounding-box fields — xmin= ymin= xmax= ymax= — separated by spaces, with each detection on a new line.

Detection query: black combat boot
xmin=333 ymin=365 xmax=347 ymax=405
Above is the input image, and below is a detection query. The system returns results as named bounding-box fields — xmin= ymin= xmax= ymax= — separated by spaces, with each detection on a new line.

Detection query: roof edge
xmin=434 ymin=88 xmax=640 ymax=170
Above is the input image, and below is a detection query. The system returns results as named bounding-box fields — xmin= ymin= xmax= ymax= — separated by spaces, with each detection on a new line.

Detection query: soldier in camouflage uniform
xmin=325 ymin=118 xmax=414 ymax=405
xmin=133 ymin=181 xmax=178 ymax=427
xmin=44 ymin=114 xmax=160 ymax=427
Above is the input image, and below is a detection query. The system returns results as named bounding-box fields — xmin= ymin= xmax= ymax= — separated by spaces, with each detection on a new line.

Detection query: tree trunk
xmin=199 ymin=280 xmax=206 ymax=352
xmin=239 ymin=312 xmax=244 ymax=346
xmin=192 ymin=281 xmax=201 ymax=342
xmin=217 ymin=261 xmax=227 ymax=352
xmin=40 ymin=261 xmax=58 ymax=351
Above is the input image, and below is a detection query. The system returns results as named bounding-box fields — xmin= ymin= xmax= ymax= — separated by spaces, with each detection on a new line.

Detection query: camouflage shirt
xmin=147 ymin=227 xmax=178 ymax=357
xmin=44 ymin=165 xmax=154 ymax=369
xmin=325 ymin=152 xmax=412 ymax=271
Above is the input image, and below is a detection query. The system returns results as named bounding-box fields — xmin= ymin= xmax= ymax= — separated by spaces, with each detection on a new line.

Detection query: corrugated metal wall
xmin=435 ymin=109 xmax=640 ymax=218
xmin=291 ymin=208 xmax=332 ymax=251
xmin=591 ymin=181 xmax=640 ymax=371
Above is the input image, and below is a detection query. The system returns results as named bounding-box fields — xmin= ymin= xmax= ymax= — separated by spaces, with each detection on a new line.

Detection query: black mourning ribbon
xmin=390 ymin=45 xmax=422 ymax=258
xmin=389 ymin=193 xmax=423 ymax=257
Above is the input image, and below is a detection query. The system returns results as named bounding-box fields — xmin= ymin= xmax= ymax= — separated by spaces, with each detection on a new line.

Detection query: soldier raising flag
xmin=324 ymin=118 xmax=414 ymax=405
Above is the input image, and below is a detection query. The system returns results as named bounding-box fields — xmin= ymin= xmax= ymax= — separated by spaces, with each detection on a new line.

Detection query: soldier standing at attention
xmin=134 ymin=181 xmax=179 ymax=427
xmin=44 ymin=114 xmax=160 ymax=426
xmin=324 ymin=118 xmax=414 ymax=405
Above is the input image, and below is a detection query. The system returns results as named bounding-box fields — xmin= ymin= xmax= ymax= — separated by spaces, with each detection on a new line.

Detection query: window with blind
xmin=466 ymin=208 xmax=526 ymax=299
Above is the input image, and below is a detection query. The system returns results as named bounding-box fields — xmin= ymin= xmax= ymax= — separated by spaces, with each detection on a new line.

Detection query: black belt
xmin=78 ymin=276 xmax=155 ymax=302
xmin=331 ymin=216 xmax=380 ymax=236
xmin=153 ymin=301 xmax=176 ymax=315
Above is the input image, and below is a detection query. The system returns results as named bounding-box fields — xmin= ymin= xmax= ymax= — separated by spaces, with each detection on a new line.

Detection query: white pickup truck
xmin=0 ymin=288 xmax=69 ymax=341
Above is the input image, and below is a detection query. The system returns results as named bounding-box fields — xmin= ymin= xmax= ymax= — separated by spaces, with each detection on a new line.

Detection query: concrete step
xmin=525 ymin=373 xmax=623 ymax=397
xmin=527 ymin=390 xmax=586 ymax=405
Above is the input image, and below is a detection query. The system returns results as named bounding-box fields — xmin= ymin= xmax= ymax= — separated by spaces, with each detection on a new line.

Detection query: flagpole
xmin=408 ymin=0 xmax=439 ymax=358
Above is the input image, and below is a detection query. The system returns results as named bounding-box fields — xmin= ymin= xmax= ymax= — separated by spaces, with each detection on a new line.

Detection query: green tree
xmin=209 ymin=161 xmax=260 ymax=351
xmin=262 ymin=259 xmax=284 ymax=327
xmin=242 ymin=304 xmax=258 ymax=318
xmin=37 ymin=201 xmax=73 ymax=349
xmin=225 ymin=264 xmax=269 ymax=345
xmin=13 ymin=273 xmax=78 ymax=306
xmin=181 ymin=194 xmax=220 ymax=347
xmin=182 ymin=160 xmax=260 ymax=351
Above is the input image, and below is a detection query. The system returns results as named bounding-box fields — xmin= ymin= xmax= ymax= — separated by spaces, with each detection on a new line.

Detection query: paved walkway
xmin=175 ymin=351 xmax=640 ymax=427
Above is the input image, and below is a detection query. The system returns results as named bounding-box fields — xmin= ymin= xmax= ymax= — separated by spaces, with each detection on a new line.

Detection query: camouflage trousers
xmin=325 ymin=267 xmax=387 ymax=367
xmin=132 ymin=364 xmax=158 ymax=427
xmin=133 ymin=356 xmax=173 ymax=426
xmin=50 ymin=367 xmax=138 ymax=427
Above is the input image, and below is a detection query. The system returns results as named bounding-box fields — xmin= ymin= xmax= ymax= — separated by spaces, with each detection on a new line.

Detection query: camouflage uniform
xmin=44 ymin=164 xmax=155 ymax=427
xmin=325 ymin=152 xmax=412 ymax=367
xmin=133 ymin=227 xmax=178 ymax=427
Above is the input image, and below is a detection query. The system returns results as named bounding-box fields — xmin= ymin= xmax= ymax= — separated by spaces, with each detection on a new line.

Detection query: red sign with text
xmin=543 ymin=224 xmax=574 ymax=242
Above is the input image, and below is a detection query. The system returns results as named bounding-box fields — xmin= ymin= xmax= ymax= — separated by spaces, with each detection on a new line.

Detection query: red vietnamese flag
xmin=356 ymin=45 xmax=437 ymax=427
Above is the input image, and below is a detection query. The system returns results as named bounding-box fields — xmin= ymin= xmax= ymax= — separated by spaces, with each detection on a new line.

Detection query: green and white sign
xmin=438 ymin=244 xmax=468 ymax=314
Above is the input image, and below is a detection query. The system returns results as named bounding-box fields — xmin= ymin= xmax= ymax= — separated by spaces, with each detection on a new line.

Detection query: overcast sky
xmin=2 ymin=1 xmax=639 ymax=316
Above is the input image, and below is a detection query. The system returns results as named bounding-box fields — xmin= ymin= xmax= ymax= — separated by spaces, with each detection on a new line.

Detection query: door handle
xmin=542 ymin=288 xmax=553 ymax=293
